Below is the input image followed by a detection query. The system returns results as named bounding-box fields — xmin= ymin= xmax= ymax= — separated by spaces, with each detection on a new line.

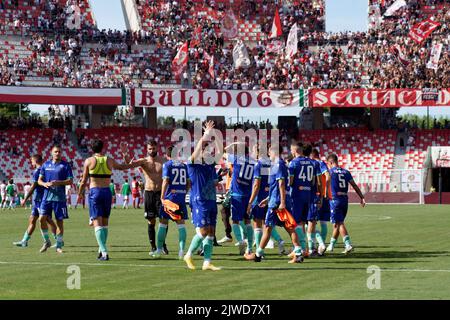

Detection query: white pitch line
xmin=1 ymin=261 xmax=450 ymax=272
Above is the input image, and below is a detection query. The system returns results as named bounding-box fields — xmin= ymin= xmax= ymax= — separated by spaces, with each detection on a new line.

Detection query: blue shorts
xmin=251 ymin=204 xmax=266 ymax=220
xmin=31 ymin=201 xmax=41 ymax=217
xmin=330 ymin=199 xmax=348 ymax=224
xmin=318 ymin=198 xmax=331 ymax=222
xmin=191 ymin=199 xmax=217 ymax=228
xmin=160 ymin=202 xmax=188 ymax=221
xmin=291 ymin=197 xmax=310 ymax=224
xmin=265 ymin=207 xmax=284 ymax=228
xmin=89 ymin=187 xmax=112 ymax=220
xmin=307 ymin=196 xmax=321 ymax=222
xmin=231 ymin=195 xmax=251 ymax=222
xmin=39 ymin=201 xmax=69 ymax=220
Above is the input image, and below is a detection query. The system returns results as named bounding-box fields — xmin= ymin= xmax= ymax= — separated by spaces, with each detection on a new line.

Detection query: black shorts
xmin=144 ymin=191 xmax=161 ymax=220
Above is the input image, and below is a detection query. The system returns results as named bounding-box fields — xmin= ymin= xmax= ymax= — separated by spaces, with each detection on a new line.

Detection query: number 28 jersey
xmin=329 ymin=167 xmax=354 ymax=200
xmin=162 ymin=160 xmax=189 ymax=204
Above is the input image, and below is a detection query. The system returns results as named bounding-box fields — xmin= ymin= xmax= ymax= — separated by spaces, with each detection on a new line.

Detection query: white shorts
xmin=123 ymin=195 xmax=129 ymax=201
xmin=1 ymin=193 xmax=5 ymax=200
xmin=6 ymin=195 xmax=15 ymax=202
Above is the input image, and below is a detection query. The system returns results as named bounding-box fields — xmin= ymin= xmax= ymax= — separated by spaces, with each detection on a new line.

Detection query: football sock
xmin=103 ymin=227 xmax=109 ymax=244
xmin=187 ymin=234 xmax=204 ymax=257
xmin=256 ymin=247 xmax=264 ymax=257
xmin=320 ymin=222 xmax=328 ymax=243
xmin=41 ymin=229 xmax=50 ymax=242
xmin=254 ymin=228 xmax=263 ymax=248
xmin=295 ymin=226 xmax=307 ymax=251
xmin=22 ymin=231 xmax=31 ymax=242
xmin=330 ymin=237 xmax=337 ymax=248
xmin=343 ymin=235 xmax=352 ymax=247
xmin=148 ymin=224 xmax=156 ymax=250
xmin=95 ymin=227 xmax=107 ymax=253
xmin=245 ymin=224 xmax=254 ymax=252
xmin=294 ymin=246 xmax=302 ymax=255
xmin=202 ymin=236 xmax=214 ymax=261
xmin=315 ymin=231 xmax=325 ymax=246
xmin=271 ymin=228 xmax=282 ymax=242
xmin=239 ymin=221 xmax=247 ymax=239
xmin=307 ymin=232 xmax=313 ymax=252
xmin=232 ymin=223 xmax=243 ymax=243
xmin=178 ymin=224 xmax=187 ymax=251
xmin=157 ymin=224 xmax=168 ymax=250
xmin=56 ymin=234 xmax=64 ymax=249
xmin=53 ymin=233 xmax=57 ymax=240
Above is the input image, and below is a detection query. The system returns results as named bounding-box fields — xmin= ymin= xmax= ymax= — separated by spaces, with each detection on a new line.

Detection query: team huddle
xmin=12 ymin=121 xmax=365 ymax=270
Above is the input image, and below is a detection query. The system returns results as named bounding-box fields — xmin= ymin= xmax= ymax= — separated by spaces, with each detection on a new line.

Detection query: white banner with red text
xmin=310 ymin=89 xmax=450 ymax=108
xmin=131 ymin=89 xmax=305 ymax=108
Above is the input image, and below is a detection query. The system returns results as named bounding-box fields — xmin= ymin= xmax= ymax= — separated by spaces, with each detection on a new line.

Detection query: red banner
xmin=172 ymin=42 xmax=189 ymax=79
xmin=409 ymin=18 xmax=441 ymax=44
xmin=310 ymin=89 xmax=450 ymax=108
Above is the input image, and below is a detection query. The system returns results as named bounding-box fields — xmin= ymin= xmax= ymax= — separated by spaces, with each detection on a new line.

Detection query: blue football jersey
xmin=268 ymin=158 xmax=289 ymax=209
xmin=229 ymin=154 xmax=255 ymax=198
xmin=162 ymin=160 xmax=189 ymax=204
xmin=187 ymin=163 xmax=218 ymax=202
xmin=252 ymin=157 xmax=271 ymax=204
xmin=329 ymin=167 xmax=354 ymax=199
xmin=32 ymin=167 xmax=44 ymax=202
xmin=39 ymin=160 xmax=73 ymax=202
xmin=288 ymin=157 xmax=319 ymax=200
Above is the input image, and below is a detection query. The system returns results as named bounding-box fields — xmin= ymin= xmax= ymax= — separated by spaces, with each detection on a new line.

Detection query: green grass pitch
xmin=0 ymin=205 xmax=449 ymax=300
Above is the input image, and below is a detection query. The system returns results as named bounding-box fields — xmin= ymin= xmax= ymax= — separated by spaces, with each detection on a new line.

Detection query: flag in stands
xmin=269 ymin=7 xmax=282 ymax=39
xmin=285 ymin=23 xmax=298 ymax=58
xmin=233 ymin=40 xmax=251 ymax=69
xmin=221 ymin=10 xmax=239 ymax=40
xmin=426 ymin=43 xmax=443 ymax=70
xmin=390 ymin=44 xmax=409 ymax=66
xmin=172 ymin=42 xmax=189 ymax=79
xmin=204 ymin=52 xmax=215 ymax=80
xmin=409 ymin=18 xmax=441 ymax=44
xmin=384 ymin=0 xmax=407 ymax=16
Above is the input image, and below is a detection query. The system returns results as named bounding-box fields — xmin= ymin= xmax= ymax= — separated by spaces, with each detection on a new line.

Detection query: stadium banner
xmin=383 ymin=0 xmax=406 ymax=16
xmin=220 ymin=10 xmax=238 ymax=40
xmin=131 ymin=89 xmax=304 ymax=108
xmin=430 ymin=146 xmax=450 ymax=168
xmin=409 ymin=18 xmax=441 ymax=44
xmin=310 ymin=89 xmax=450 ymax=108
xmin=0 ymin=86 xmax=122 ymax=105
xmin=426 ymin=43 xmax=443 ymax=70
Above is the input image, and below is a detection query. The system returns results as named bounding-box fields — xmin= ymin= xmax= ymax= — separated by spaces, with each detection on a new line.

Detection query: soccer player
xmin=303 ymin=145 xmax=326 ymax=256
xmin=0 ymin=180 xmax=6 ymax=209
xmin=253 ymin=145 xmax=304 ymax=263
xmin=131 ymin=176 xmax=141 ymax=209
xmin=152 ymin=146 xmax=190 ymax=259
xmin=183 ymin=120 xmax=221 ymax=271
xmin=311 ymin=149 xmax=331 ymax=247
xmin=5 ymin=179 xmax=17 ymax=209
xmin=77 ymin=139 xmax=140 ymax=260
xmin=110 ymin=179 xmax=117 ymax=209
xmin=224 ymin=142 xmax=256 ymax=257
xmin=122 ymin=140 xmax=169 ymax=255
xmin=288 ymin=142 xmax=321 ymax=256
xmin=121 ymin=179 xmax=131 ymax=209
xmin=13 ymin=154 xmax=57 ymax=247
xmin=66 ymin=183 xmax=73 ymax=209
xmin=326 ymin=154 xmax=366 ymax=254
xmin=217 ymin=160 xmax=233 ymax=244
xmin=23 ymin=182 xmax=32 ymax=209
xmin=38 ymin=145 xmax=73 ymax=254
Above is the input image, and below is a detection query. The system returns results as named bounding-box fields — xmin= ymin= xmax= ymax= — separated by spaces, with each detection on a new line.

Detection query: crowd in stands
xmin=0 ymin=0 xmax=448 ymax=89
xmin=0 ymin=114 xmax=43 ymax=130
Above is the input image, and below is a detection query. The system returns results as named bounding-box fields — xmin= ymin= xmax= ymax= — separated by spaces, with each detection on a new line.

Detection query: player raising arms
xmin=326 ymin=154 xmax=365 ymax=254
xmin=152 ymin=146 xmax=190 ymax=259
xmin=38 ymin=145 xmax=73 ymax=254
xmin=77 ymin=139 xmax=141 ymax=261
xmin=122 ymin=140 xmax=169 ymax=256
xmin=183 ymin=121 xmax=221 ymax=271
xmin=253 ymin=144 xmax=304 ymax=263
xmin=13 ymin=154 xmax=57 ymax=247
